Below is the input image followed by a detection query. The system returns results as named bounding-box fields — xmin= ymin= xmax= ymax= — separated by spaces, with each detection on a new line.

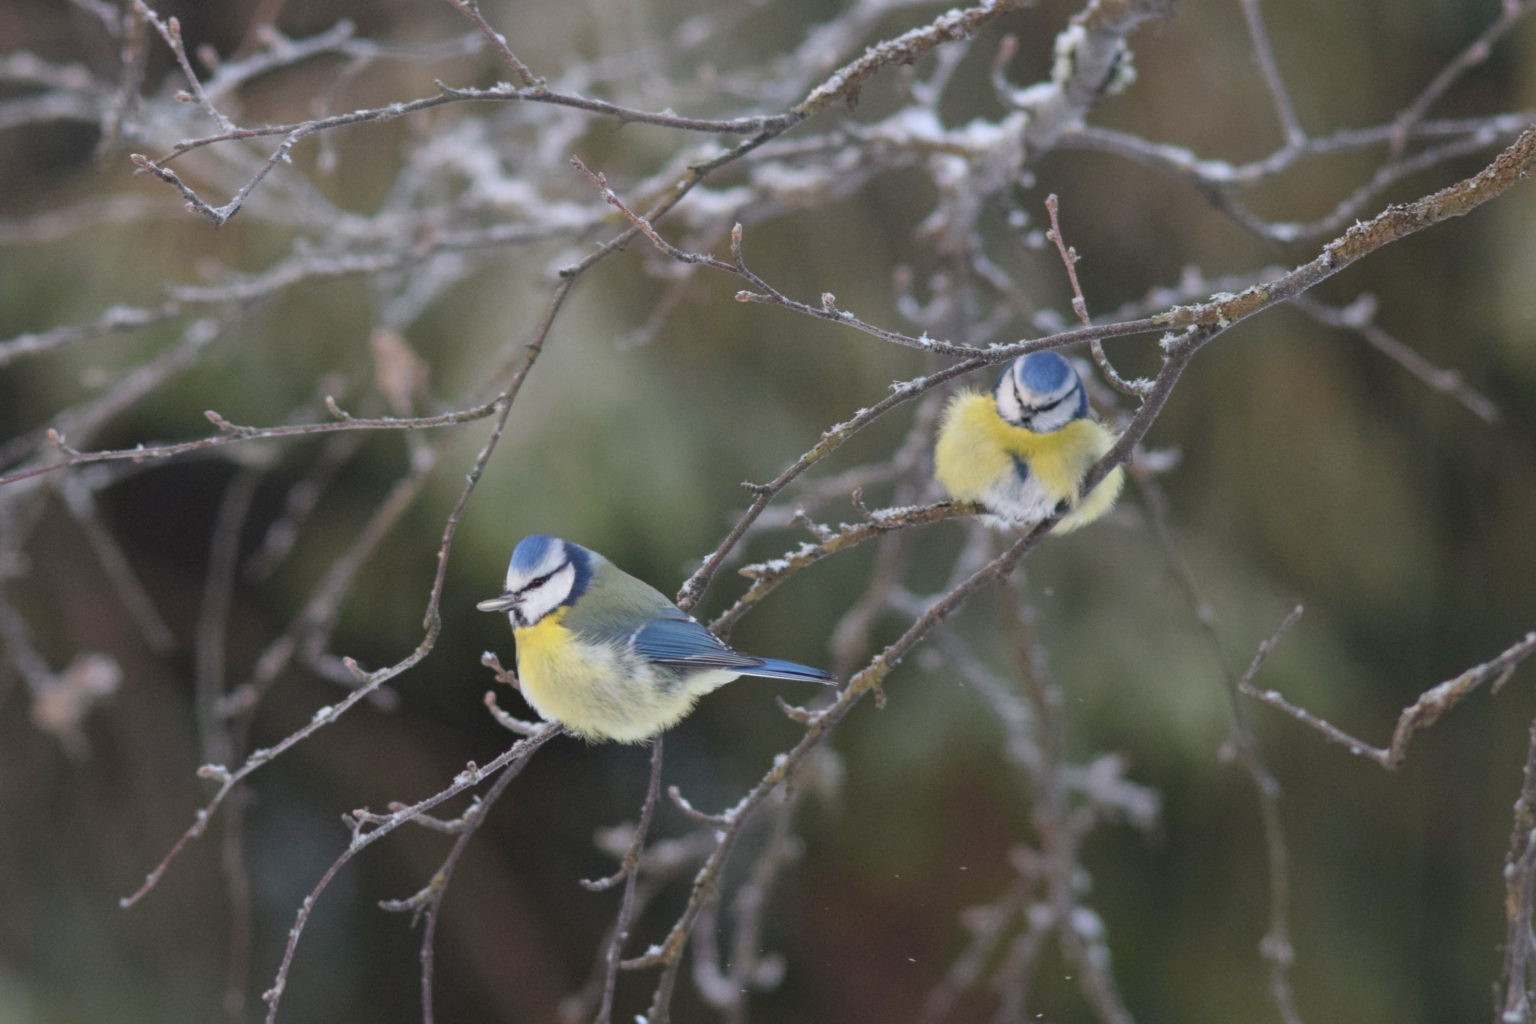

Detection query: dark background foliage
xmin=1 ymin=1 xmax=1534 ymax=1022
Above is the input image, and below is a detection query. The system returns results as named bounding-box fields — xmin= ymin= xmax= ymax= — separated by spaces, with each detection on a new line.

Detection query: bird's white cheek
xmin=994 ymin=385 xmax=1024 ymax=425
xmin=518 ymin=563 xmax=576 ymax=624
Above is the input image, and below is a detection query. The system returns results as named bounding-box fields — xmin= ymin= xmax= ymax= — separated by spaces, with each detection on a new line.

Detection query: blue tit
xmin=933 ymin=351 xmax=1124 ymax=532
xmin=477 ymin=534 xmax=835 ymax=743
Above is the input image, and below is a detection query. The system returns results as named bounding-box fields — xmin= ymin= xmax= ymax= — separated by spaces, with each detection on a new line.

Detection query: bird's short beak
xmin=476 ymin=593 xmax=520 ymax=613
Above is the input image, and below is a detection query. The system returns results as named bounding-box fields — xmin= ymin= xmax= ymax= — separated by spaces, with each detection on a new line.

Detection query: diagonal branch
xmin=1242 ymin=631 xmax=1536 ymax=770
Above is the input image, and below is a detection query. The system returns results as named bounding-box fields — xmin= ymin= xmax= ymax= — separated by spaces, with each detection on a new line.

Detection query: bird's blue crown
xmin=510 ymin=534 xmax=593 ymax=606
xmin=510 ymin=533 xmax=563 ymax=572
xmin=1014 ymin=351 xmax=1076 ymax=396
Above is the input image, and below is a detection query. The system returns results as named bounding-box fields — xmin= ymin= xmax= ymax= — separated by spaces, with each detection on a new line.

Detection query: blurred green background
xmin=2 ymin=0 xmax=1535 ymax=1021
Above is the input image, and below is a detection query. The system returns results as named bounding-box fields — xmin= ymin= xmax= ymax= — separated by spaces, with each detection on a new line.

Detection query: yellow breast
xmin=512 ymin=608 xmax=704 ymax=743
xmin=934 ymin=391 xmax=1123 ymax=532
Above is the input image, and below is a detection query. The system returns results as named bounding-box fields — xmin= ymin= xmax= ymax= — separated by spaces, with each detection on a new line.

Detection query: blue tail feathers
xmin=746 ymin=657 xmax=836 ymax=683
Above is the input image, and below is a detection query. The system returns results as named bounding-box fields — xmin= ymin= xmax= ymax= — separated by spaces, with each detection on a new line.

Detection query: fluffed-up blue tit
xmin=934 ymin=351 xmax=1124 ymax=531
xmin=477 ymin=534 xmax=835 ymax=743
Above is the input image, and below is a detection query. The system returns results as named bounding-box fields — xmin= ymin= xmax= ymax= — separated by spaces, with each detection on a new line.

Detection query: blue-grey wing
xmin=631 ymin=613 xmax=761 ymax=672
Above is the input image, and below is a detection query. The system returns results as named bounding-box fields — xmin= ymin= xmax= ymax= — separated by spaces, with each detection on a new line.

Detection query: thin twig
xmin=441 ymin=0 xmax=542 ymax=87
xmin=1389 ymin=0 xmax=1528 ymax=155
xmin=377 ymin=748 xmax=526 ymax=1024
xmin=1229 ymin=608 xmax=1308 ymax=1024
xmin=1043 ymin=193 xmax=1148 ymax=396
xmin=260 ymin=726 xmax=562 ymax=1023
xmin=1001 ymin=583 xmax=1134 ymax=1024
xmin=1291 ymin=294 xmax=1498 ymax=423
xmin=793 ymin=0 xmax=1029 ymax=118
xmin=1 ymin=402 xmax=497 ymax=488
xmin=1498 ymin=714 xmax=1536 ymax=1021
xmin=1238 ymin=0 xmax=1305 ymax=147
xmin=1154 ymin=123 xmax=1536 ymax=337
xmin=1133 ymin=463 xmax=1306 ymax=1023
xmin=119 ymin=307 xmax=550 ymax=905
xmin=714 ymin=500 xmax=973 ymax=634
xmin=132 ymin=0 xmax=235 ymax=132
xmin=567 ymin=163 xmax=990 ymax=359
xmin=1242 ymin=631 xmax=1536 ymax=770
xmin=1062 ymin=113 xmax=1534 ymax=242
xmin=195 ymin=470 xmax=261 ymax=1019
xmin=593 ymin=736 xmax=665 ymax=1024
xmin=95 ymin=1 xmax=148 ymax=156
xmin=58 ymin=476 xmax=177 ymax=652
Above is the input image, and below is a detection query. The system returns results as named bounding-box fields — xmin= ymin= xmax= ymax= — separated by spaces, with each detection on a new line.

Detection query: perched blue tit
xmin=934 ymin=351 xmax=1124 ymax=531
xmin=477 ymin=534 xmax=835 ymax=743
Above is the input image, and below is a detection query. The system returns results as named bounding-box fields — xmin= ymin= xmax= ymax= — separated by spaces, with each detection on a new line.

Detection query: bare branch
xmin=132 ymin=0 xmax=235 ymax=132
xmin=793 ymin=0 xmax=1031 ymax=119
xmin=1238 ymin=0 xmax=1306 ymax=147
xmin=259 ymin=727 xmax=561 ymax=1023
xmin=1389 ymin=0 xmax=1530 ymax=154
xmin=1155 ymin=123 xmax=1536 ymax=338
xmin=377 ymin=751 xmax=523 ymax=1024
xmin=1291 ymin=294 xmax=1498 ymax=422
xmin=1043 ymin=192 xmax=1149 ymax=396
xmin=1064 ymin=113 xmax=1535 ymax=242
xmin=441 ymin=0 xmax=542 ymax=87
xmin=5 ymin=4 xmax=1534 ymax=1021
xmin=591 ymin=738 xmax=665 ymax=1024
xmin=1499 ymin=714 xmax=1536 ymax=1021
xmin=713 ymin=500 xmax=973 ymax=633
xmin=1243 ymin=631 xmax=1536 ymax=770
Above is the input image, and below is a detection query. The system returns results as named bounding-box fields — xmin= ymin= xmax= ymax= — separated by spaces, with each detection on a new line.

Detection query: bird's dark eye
xmin=522 ymin=565 xmax=564 ymax=592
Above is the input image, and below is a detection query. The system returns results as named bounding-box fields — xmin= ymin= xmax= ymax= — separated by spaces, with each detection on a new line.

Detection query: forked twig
xmin=1043 ymin=193 xmax=1149 ymax=396
xmin=260 ymin=726 xmax=562 ymax=1023
xmin=1242 ymin=631 xmax=1536 ymax=770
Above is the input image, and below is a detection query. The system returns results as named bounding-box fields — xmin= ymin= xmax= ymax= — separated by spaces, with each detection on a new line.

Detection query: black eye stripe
xmin=1012 ymin=373 xmax=1072 ymax=414
xmin=1013 ymin=373 xmax=1071 ymax=413
xmin=519 ymin=563 xmax=565 ymax=593
xmin=1027 ymin=391 xmax=1071 ymax=415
